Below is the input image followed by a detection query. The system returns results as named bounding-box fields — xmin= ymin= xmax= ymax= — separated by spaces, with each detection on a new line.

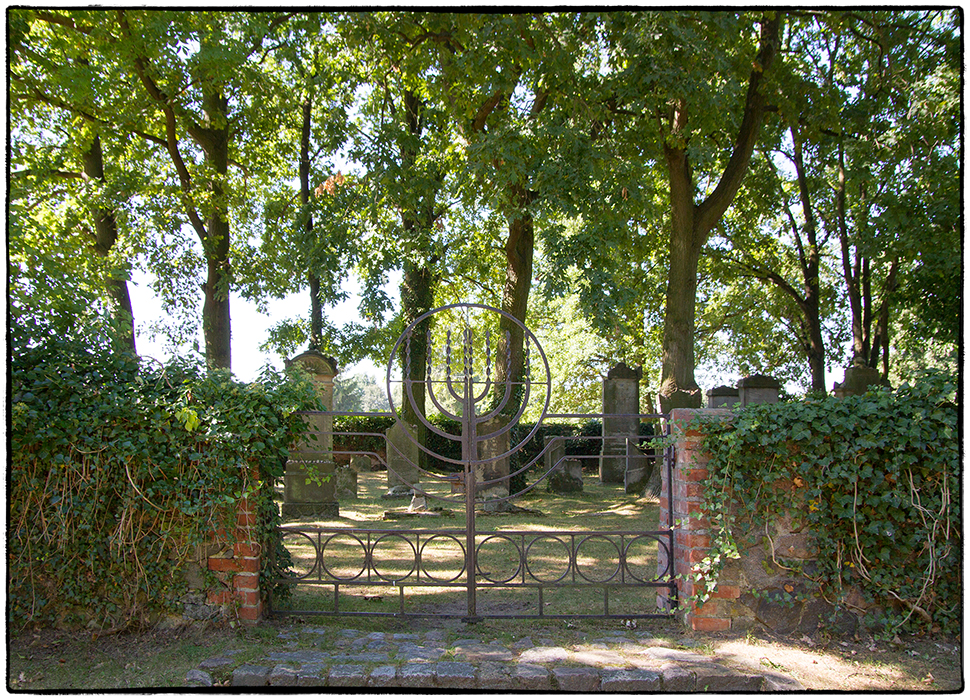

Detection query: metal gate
xmin=270 ymin=304 xmax=676 ymax=621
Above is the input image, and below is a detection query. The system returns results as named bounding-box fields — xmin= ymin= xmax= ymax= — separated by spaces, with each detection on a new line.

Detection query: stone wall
xmin=662 ymin=409 xmax=832 ymax=634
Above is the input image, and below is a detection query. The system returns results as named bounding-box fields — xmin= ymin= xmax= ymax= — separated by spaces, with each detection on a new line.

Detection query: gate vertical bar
xmin=461 ymin=328 xmax=480 ymax=623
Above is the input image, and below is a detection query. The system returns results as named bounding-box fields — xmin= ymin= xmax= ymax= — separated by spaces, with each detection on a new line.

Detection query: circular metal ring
xmin=476 ymin=534 xmax=523 ymax=584
xmin=574 ymin=534 xmax=622 ymax=583
xmin=371 ymin=533 xmax=417 ymax=582
xmin=622 ymin=534 xmax=662 ymax=583
xmin=278 ymin=529 xmax=319 ymax=580
xmin=318 ymin=532 xmax=367 ymax=581
xmin=419 ymin=534 xmax=466 ymax=583
xmin=524 ymin=535 xmax=571 ymax=584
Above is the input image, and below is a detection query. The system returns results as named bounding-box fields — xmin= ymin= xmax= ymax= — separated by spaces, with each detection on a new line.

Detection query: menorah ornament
xmin=386 ymin=304 xmax=552 ymax=503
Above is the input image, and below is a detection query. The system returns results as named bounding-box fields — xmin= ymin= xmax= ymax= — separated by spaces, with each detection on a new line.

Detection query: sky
xmin=129 ymin=269 xmax=827 ymax=401
xmin=128 ymin=270 xmax=384 ymax=384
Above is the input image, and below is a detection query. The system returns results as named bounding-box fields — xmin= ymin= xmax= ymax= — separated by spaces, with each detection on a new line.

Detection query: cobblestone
xmin=199 ymin=622 xmax=801 ymax=690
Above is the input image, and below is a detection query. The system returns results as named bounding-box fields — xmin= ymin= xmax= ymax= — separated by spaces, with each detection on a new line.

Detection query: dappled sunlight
xmin=276 ymin=470 xmax=669 ymax=618
xmin=709 ymin=636 xmax=960 ymax=691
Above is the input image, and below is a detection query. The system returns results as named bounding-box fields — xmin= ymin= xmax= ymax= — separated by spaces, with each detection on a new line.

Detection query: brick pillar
xmin=206 ymin=473 xmax=263 ymax=625
xmin=663 ymin=408 xmax=739 ymax=632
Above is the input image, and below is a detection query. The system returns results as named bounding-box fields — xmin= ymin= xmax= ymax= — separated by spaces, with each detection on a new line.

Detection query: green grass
xmin=274 ymin=470 xmax=667 ymax=619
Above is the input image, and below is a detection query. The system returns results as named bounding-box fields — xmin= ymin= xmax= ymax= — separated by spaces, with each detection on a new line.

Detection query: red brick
xmin=686 ymin=548 xmax=711 ymax=563
xmin=234 ymin=571 xmax=259 ymax=590
xmin=676 ymin=531 xmax=711 ymax=548
xmin=237 ymin=604 xmax=263 ymax=622
xmin=235 ymin=589 xmax=261 ymax=607
xmin=233 ymin=541 xmax=261 ymax=558
xmin=236 ymin=510 xmax=257 ymax=527
xmin=208 ymin=557 xmax=241 ymax=573
xmin=709 ymin=584 xmax=742 ymax=600
xmin=233 ymin=556 xmax=260 ymax=573
xmin=690 ymin=616 xmax=731 ymax=632
xmin=681 ymin=468 xmax=710 ymax=482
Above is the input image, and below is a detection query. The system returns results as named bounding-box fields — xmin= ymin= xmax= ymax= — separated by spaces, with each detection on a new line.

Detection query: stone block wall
xmin=663 ymin=409 xmax=828 ymax=634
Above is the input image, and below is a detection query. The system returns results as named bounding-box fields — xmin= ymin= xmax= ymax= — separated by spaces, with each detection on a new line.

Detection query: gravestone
xmin=548 ymin=458 xmax=584 ymax=494
xmin=350 ymin=454 xmax=372 ymax=473
xmin=545 ymin=435 xmax=583 ymax=494
xmin=706 ymin=385 xmax=740 ymax=408
xmin=600 ymin=363 xmax=644 ymax=484
xmin=385 ymin=420 xmax=420 ymax=495
xmin=737 ymin=374 xmax=781 ymax=406
xmin=477 ymin=416 xmax=510 ymax=501
xmin=283 ymin=350 xmax=338 ymax=518
xmin=833 ymin=362 xmax=885 ymax=398
xmin=335 ymin=464 xmax=357 ymax=500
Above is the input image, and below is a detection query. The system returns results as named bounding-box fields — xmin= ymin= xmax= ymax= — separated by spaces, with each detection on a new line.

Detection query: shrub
xmin=693 ymin=370 xmax=960 ymax=635
xmin=9 ymin=337 xmax=320 ymax=630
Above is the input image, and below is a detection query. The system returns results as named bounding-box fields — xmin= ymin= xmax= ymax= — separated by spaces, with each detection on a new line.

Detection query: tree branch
xmin=695 ymin=11 xmax=784 ymax=237
xmin=117 ymin=9 xmax=207 ymax=240
xmin=470 ymin=89 xmax=504 ymax=133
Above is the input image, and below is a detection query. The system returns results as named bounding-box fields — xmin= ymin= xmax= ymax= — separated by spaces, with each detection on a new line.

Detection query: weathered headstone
xmin=544 ymin=434 xmax=566 ymax=477
xmin=283 ymin=350 xmax=338 ymax=518
xmin=706 ymin=385 xmax=740 ymax=408
xmin=477 ymin=416 xmax=510 ymax=501
xmin=600 ymin=363 xmax=644 ymax=484
xmin=832 ymin=362 xmax=885 ymax=398
xmin=385 ymin=420 xmax=420 ymax=495
xmin=350 ymin=454 xmax=372 ymax=473
xmin=549 ymin=458 xmax=584 ymax=494
xmin=737 ymin=374 xmax=781 ymax=406
xmin=545 ymin=434 xmax=583 ymax=493
xmin=335 ymin=464 xmax=357 ymax=500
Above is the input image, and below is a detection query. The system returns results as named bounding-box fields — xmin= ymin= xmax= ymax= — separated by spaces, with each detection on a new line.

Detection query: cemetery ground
xmin=7 ymin=471 xmax=962 ymax=691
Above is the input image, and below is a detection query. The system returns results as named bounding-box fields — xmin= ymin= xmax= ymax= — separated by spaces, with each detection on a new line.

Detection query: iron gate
xmin=270 ymin=304 xmax=676 ymax=621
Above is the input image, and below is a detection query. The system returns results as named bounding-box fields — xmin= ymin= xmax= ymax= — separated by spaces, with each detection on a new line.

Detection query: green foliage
xmin=9 ymin=336 xmax=321 ymax=630
xmin=690 ymin=370 xmax=960 ymax=635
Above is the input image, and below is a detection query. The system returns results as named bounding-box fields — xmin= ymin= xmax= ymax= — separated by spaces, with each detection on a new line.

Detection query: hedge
xmin=9 ymin=337 xmax=320 ymax=631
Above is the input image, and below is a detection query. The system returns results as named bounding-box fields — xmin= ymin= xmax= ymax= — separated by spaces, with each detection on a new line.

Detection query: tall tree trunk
xmin=791 ymin=126 xmax=826 ymax=392
xmin=201 ymin=88 xmax=232 ymax=371
xmin=299 ymin=92 xmax=324 ymax=350
xmin=81 ymin=132 xmax=136 ymax=353
xmin=836 ymin=140 xmax=867 ymax=367
xmin=496 ymin=185 xmax=535 ymax=414
xmin=396 ymin=89 xmax=441 ymax=467
xmin=869 ymin=257 xmax=898 ymax=378
xmin=658 ymin=13 xmax=782 ymax=410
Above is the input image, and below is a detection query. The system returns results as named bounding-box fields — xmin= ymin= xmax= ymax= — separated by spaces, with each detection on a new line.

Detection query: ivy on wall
xmin=691 ymin=370 xmax=960 ymax=635
xmin=9 ymin=337 xmax=321 ymax=631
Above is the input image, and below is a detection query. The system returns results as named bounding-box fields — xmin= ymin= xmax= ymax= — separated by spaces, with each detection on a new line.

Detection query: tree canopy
xmin=9 ymin=9 xmax=960 ymax=404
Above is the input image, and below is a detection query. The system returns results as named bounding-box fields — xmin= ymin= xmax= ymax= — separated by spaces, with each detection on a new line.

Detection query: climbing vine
xmin=9 ymin=337 xmax=321 ymax=631
xmin=691 ymin=370 xmax=960 ymax=635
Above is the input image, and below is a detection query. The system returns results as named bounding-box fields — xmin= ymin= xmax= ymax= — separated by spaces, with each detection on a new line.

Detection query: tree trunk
xmin=660 ymin=140 xmax=702 ymax=405
xmin=299 ymin=92 xmax=324 ymax=350
xmin=496 ymin=185 xmax=535 ymax=414
xmin=869 ymin=257 xmax=898 ymax=379
xmin=836 ymin=140 xmax=867 ymax=367
xmin=658 ymin=13 xmax=782 ymax=409
xmin=396 ymin=89 xmax=441 ymax=466
xmin=81 ymin=132 xmax=136 ymax=353
xmin=201 ymin=88 xmax=232 ymax=371
xmin=791 ymin=126 xmax=826 ymax=391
